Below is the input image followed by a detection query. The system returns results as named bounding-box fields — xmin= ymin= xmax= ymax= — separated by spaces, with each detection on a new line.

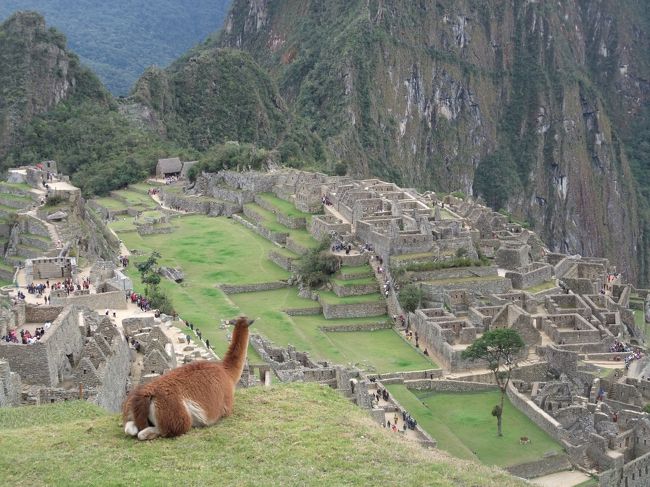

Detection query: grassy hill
xmin=0 ymin=383 xmax=525 ymax=486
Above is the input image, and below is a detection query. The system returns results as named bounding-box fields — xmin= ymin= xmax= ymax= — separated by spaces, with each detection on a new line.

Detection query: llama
xmin=519 ymin=436 xmax=530 ymax=445
xmin=122 ymin=316 xmax=254 ymax=440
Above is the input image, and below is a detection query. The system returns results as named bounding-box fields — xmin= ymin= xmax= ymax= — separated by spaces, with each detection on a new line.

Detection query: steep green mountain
xmin=0 ymin=11 xmax=107 ymax=159
xmin=209 ymin=0 xmax=650 ymax=285
xmin=0 ymin=0 xmax=232 ymax=94
xmin=0 ymin=12 xmax=189 ymax=196
xmin=131 ymin=47 xmax=326 ymax=167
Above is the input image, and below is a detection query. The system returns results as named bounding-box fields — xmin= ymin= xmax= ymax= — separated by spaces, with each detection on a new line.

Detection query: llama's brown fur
xmin=122 ymin=316 xmax=252 ymax=440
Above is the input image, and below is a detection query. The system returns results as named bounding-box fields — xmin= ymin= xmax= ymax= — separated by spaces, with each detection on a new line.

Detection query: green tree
xmin=296 ymin=239 xmax=337 ymax=288
xmin=461 ymin=328 xmax=526 ymax=437
xmin=473 ymin=149 xmax=521 ymax=210
xmin=398 ymin=284 xmax=422 ymax=313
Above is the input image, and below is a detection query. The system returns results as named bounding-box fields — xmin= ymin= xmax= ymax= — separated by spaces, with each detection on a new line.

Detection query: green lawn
xmin=331 ymin=276 xmax=377 ymax=287
xmin=339 ymin=264 xmax=373 ymax=277
xmin=258 ymin=192 xmax=312 ymax=219
xmin=95 ymin=197 xmax=128 ymax=210
xmin=0 ymin=385 xmax=525 ymax=487
xmin=114 ymin=189 xmax=158 ymax=208
xmin=228 ymin=288 xmax=435 ymax=373
xmin=386 ymin=385 xmax=563 ymax=467
xmin=108 ymin=218 xmax=138 ymax=232
xmin=317 ymin=290 xmax=384 ymax=305
xmin=111 ymin=212 xmax=430 ymax=373
xmin=114 ymin=214 xmax=290 ymax=360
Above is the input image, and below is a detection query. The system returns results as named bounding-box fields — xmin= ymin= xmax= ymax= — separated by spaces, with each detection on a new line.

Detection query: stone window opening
xmin=83 ymin=369 xmax=87 ymax=375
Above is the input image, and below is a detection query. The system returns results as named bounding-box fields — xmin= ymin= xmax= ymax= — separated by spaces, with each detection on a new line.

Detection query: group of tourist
xmin=164 ymin=176 xmax=178 ymax=184
xmin=118 ymin=255 xmax=129 ymax=267
xmin=331 ymin=240 xmax=352 ymax=254
xmin=147 ymin=188 xmax=160 ymax=196
xmin=2 ymin=322 xmax=51 ymax=344
xmin=321 ymin=195 xmax=333 ymax=206
xmin=26 ymin=283 xmax=47 ymax=296
xmin=128 ymin=292 xmax=151 ymax=311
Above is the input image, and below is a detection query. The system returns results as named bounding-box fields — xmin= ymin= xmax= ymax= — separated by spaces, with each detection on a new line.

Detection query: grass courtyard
xmin=386 ymin=385 xmax=563 ymax=467
xmin=112 ymin=214 xmax=435 ymax=373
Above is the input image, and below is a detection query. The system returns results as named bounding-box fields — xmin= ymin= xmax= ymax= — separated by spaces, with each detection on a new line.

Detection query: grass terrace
xmin=227 ymin=289 xmax=433 ymax=372
xmin=0 ymin=385 xmax=524 ymax=487
xmin=258 ymin=192 xmax=312 ymax=219
xmin=94 ymin=197 xmax=128 ymax=210
xmin=524 ymin=280 xmax=558 ymax=293
xmin=108 ymin=217 xmax=137 ymax=233
xmin=386 ymin=385 xmax=563 ymax=467
xmin=331 ymin=276 xmax=377 ymax=287
xmin=317 ymin=290 xmax=384 ymax=305
xmin=113 ymin=189 xmax=158 ymax=209
xmin=339 ymin=264 xmax=373 ymax=277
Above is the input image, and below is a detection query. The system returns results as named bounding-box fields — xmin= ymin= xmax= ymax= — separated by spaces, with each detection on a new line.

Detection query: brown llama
xmin=122 ymin=316 xmax=253 ymax=440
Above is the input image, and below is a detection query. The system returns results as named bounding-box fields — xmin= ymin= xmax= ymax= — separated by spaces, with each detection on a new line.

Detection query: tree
xmin=398 ymin=284 xmax=422 ymax=313
xmin=461 ymin=328 xmax=526 ymax=437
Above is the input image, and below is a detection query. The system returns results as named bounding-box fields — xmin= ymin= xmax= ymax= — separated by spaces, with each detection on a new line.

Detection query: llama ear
xmin=247 ymin=319 xmax=255 ymax=327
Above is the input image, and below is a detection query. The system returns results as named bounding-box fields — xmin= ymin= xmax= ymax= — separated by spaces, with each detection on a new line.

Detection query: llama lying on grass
xmin=122 ymin=316 xmax=253 ymax=440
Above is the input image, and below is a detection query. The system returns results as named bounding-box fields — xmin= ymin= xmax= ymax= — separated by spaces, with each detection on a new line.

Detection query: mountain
xmin=0 ymin=0 xmax=232 ymax=95
xmin=0 ymin=11 xmax=108 ymax=159
xmin=207 ymin=0 xmax=650 ymax=285
xmin=0 ymin=12 xmax=190 ymax=196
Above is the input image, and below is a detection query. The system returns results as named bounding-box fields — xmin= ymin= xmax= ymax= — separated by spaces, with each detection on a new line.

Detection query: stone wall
xmin=92 ymin=332 xmax=130 ymax=412
xmin=320 ymin=300 xmax=386 ymax=319
xmin=25 ymin=305 xmax=64 ymax=323
xmin=599 ymin=450 xmax=650 ymax=487
xmin=406 ymin=265 xmax=498 ymax=282
xmin=219 ymin=282 xmax=288 ymax=294
xmin=505 ymin=453 xmax=572 ymax=479
xmin=404 ymin=379 xmax=498 ymax=392
xmin=421 ymin=277 xmax=512 ymax=299
xmin=232 ymin=214 xmax=288 ymax=245
xmin=0 ymin=306 xmax=82 ymax=386
xmin=284 ymin=306 xmax=322 ymax=316
xmin=267 ymin=250 xmax=297 ymax=272
xmin=50 ymin=289 xmax=126 ymax=310
xmin=506 ymin=382 xmax=567 ymax=443
xmin=506 ymin=262 xmax=554 ymax=289
xmin=319 ymin=321 xmax=392 ymax=332
xmin=331 ymin=281 xmax=378 ymax=297
xmin=0 ymin=360 xmax=21 ymax=407
xmin=310 ymin=215 xmax=350 ymax=241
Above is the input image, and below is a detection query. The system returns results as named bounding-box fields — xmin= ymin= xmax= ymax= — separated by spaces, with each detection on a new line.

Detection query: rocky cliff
xmin=0 ymin=12 xmax=108 ymax=159
xmin=214 ymin=0 xmax=649 ymax=284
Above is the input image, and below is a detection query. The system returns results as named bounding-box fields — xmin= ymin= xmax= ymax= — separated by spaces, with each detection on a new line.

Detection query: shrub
xmin=399 ymin=284 xmax=422 ymax=313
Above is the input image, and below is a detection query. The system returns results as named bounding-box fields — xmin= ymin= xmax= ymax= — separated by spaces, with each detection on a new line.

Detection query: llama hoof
xmin=137 ymin=426 xmax=160 ymax=441
xmin=124 ymin=421 xmax=138 ymax=437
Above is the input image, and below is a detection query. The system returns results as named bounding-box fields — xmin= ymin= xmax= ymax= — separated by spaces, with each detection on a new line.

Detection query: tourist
xmin=205 ymin=339 xmax=210 ymax=349
xmin=186 ymin=335 xmax=191 ymax=345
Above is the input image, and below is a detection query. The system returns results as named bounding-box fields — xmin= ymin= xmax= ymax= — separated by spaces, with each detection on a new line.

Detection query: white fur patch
xmin=148 ymin=401 xmax=157 ymax=427
xmin=137 ymin=426 xmax=160 ymax=441
xmin=185 ymin=399 xmax=208 ymax=426
xmin=124 ymin=421 xmax=138 ymax=436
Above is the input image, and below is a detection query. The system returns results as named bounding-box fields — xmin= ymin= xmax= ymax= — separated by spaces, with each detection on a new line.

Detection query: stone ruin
xmin=0 ymin=303 xmax=131 ymax=412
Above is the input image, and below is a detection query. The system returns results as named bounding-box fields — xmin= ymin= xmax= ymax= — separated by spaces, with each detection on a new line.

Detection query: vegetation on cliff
xmin=0 ymin=0 xmax=231 ymax=95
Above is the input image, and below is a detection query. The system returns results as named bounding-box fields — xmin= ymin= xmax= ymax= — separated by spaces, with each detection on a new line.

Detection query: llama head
xmin=229 ymin=316 xmax=255 ymax=328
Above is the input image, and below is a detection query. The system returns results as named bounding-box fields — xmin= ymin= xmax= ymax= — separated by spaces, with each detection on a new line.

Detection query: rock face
xmin=213 ymin=0 xmax=649 ymax=284
xmin=0 ymin=12 xmax=107 ymax=158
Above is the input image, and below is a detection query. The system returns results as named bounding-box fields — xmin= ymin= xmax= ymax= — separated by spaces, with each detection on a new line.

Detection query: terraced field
xmin=108 ymin=186 xmax=436 ymax=373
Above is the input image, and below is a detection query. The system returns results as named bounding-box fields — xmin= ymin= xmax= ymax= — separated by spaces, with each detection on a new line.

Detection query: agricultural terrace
xmin=111 ymin=212 xmax=435 ymax=373
xmin=386 ymin=385 xmax=563 ymax=467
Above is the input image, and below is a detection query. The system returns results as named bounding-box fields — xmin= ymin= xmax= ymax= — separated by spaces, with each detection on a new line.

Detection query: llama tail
xmin=128 ymin=388 xmax=154 ymax=431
